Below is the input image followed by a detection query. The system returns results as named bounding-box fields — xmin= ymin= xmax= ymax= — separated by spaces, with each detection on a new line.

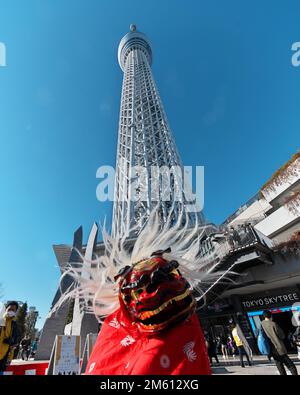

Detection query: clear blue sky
xmin=0 ymin=0 xmax=299 ymax=328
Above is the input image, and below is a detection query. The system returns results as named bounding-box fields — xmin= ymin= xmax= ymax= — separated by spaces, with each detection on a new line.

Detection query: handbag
xmin=257 ymin=327 xmax=271 ymax=355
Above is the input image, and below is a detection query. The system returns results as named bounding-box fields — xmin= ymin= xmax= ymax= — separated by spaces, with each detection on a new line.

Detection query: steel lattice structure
xmin=112 ymin=25 xmax=204 ymax=237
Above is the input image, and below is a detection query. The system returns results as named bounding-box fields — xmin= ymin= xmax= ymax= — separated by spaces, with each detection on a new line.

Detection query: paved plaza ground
xmin=8 ymin=354 xmax=300 ymax=375
xmin=212 ymin=354 xmax=300 ymax=375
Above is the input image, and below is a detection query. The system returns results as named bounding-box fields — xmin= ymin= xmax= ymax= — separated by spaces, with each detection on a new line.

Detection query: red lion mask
xmin=115 ymin=253 xmax=196 ymax=333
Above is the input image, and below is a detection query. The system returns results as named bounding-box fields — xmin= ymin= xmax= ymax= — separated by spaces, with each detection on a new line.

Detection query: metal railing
xmin=198 ymin=224 xmax=260 ymax=271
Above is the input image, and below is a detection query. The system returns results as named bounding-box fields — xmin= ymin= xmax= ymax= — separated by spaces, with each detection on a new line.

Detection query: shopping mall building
xmin=199 ymin=152 xmax=300 ymax=353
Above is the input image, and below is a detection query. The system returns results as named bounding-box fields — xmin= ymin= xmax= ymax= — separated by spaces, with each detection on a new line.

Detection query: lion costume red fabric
xmin=85 ymin=307 xmax=211 ymax=375
xmin=85 ymin=255 xmax=211 ymax=375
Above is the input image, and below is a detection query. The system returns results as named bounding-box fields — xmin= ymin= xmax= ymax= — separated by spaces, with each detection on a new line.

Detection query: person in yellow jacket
xmin=0 ymin=301 xmax=19 ymax=374
xmin=231 ymin=321 xmax=252 ymax=368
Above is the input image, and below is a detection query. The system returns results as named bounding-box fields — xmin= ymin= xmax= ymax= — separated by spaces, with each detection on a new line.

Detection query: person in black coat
xmin=206 ymin=333 xmax=219 ymax=364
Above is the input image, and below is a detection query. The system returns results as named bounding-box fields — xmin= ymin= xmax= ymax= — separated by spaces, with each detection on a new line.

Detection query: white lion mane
xmin=51 ymin=208 xmax=228 ymax=322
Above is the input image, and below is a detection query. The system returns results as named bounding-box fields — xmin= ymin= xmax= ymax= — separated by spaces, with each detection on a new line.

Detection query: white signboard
xmin=80 ymin=333 xmax=98 ymax=374
xmin=25 ymin=369 xmax=36 ymax=375
xmin=47 ymin=335 xmax=81 ymax=375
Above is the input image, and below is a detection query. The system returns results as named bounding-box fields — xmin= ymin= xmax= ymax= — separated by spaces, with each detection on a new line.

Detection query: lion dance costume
xmin=53 ymin=210 xmax=222 ymax=375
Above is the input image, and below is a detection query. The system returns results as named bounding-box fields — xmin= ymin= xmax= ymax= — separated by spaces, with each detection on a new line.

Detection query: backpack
xmin=257 ymin=326 xmax=271 ymax=355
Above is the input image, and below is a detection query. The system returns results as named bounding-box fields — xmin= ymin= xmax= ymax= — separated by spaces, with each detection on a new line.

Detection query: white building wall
xmin=255 ymin=204 xmax=300 ymax=238
xmin=231 ymin=199 xmax=271 ymax=225
xmin=227 ymin=155 xmax=300 ymax=242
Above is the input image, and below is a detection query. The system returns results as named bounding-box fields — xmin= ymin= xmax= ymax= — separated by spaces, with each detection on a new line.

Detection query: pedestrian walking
xmin=0 ymin=301 xmax=19 ymax=375
xmin=262 ymin=310 xmax=298 ymax=375
xmin=220 ymin=334 xmax=229 ymax=359
xmin=227 ymin=336 xmax=236 ymax=357
xmin=20 ymin=335 xmax=31 ymax=361
xmin=206 ymin=333 xmax=219 ymax=364
xmin=231 ymin=322 xmax=252 ymax=368
xmin=293 ymin=314 xmax=300 ymax=361
xmin=30 ymin=338 xmax=39 ymax=359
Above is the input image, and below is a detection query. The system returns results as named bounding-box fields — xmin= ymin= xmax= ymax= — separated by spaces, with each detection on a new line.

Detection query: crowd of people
xmin=205 ymin=311 xmax=300 ymax=375
xmin=205 ymin=321 xmax=252 ymax=368
xmin=16 ymin=335 xmax=38 ymax=361
xmin=227 ymin=223 xmax=256 ymax=249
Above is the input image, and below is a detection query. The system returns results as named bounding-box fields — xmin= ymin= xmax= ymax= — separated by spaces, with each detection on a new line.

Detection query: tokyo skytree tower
xmin=112 ymin=25 xmax=204 ymax=237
